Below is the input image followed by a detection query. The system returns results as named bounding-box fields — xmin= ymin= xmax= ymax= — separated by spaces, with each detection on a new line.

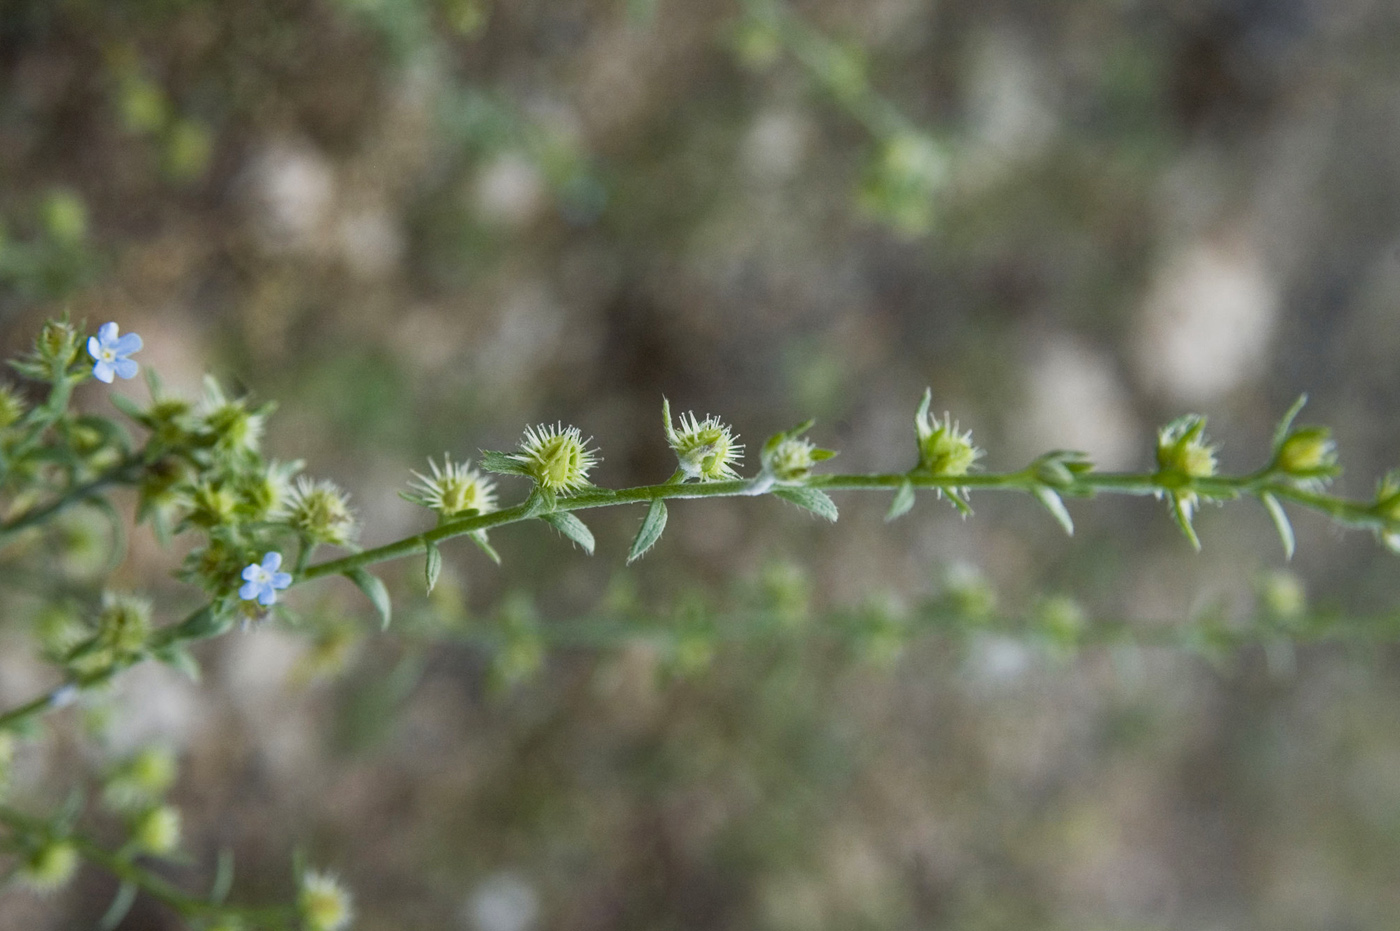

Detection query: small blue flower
xmin=239 ymin=551 xmax=292 ymax=606
xmin=87 ymin=322 xmax=143 ymax=384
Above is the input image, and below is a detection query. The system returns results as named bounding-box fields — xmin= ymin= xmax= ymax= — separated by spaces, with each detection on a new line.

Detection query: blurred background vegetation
xmin=4 ymin=0 xmax=1400 ymax=927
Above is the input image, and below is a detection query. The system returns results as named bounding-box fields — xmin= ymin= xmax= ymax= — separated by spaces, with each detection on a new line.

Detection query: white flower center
xmin=101 ymin=348 xmax=116 ymax=362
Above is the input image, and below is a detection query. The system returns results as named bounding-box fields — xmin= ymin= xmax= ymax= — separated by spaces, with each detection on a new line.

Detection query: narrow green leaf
xmin=1031 ymin=486 xmax=1075 ymax=536
xmin=915 ymin=387 xmax=932 ymax=425
xmin=1272 ymin=394 xmax=1309 ymax=452
xmin=168 ymin=605 xmax=230 ymax=643
xmin=97 ymin=882 xmax=138 ymax=931
xmin=152 ymin=644 xmax=201 ymax=682
xmin=470 ymin=529 xmax=502 ymax=565
xmin=1260 ymin=492 xmax=1296 ymax=561
xmin=86 ymin=495 xmax=127 ymax=572
xmin=886 ymin=480 xmax=915 ymax=522
xmin=211 ymin=848 xmax=235 ymax=904
xmin=107 ymin=393 xmax=145 ymax=419
xmin=479 ymin=449 xmax=529 ymax=476
xmin=944 ymin=488 xmax=973 ymax=517
xmin=773 ymin=486 xmax=839 ymax=522
xmin=627 ymin=499 xmax=669 ymax=564
xmin=542 ymin=511 xmax=595 ymax=554
xmin=344 ymin=568 xmax=392 ymax=630
xmin=1169 ymin=493 xmax=1202 ymax=552
xmin=424 ymin=540 xmax=443 ymax=594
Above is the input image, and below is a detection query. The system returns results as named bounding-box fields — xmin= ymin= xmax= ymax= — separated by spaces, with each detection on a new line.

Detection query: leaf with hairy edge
xmin=1272 ymin=395 xmax=1309 ymax=452
xmin=543 ymin=511 xmax=595 ymax=554
xmin=479 ymin=449 xmax=529 ymax=476
xmin=1031 ymin=486 xmax=1074 ymax=536
xmin=886 ymin=480 xmax=915 ymax=522
xmin=470 ymin=529 xmax=502 ymax=565
xmin=1169 ymin=494 xmax=1202 ymax=552
xmin=97 ymin=882 xmax=138 ymax=931
xmin=345 ymin=568 xmax=392 ymax=630
xmin=944 ymin=487 xmax=973 ymax=517
xmin=628 ymin=499 xmax=669 ymax=564
xmin=424 ymin=540 xmax=443 ymax=593
xmin=1260 ymin=492 xmax=1296 ymax=560
xmin=211 ymin=849 xmax=235 ymax=904
xmin=773 ymin=486 xmax=839 ymax=522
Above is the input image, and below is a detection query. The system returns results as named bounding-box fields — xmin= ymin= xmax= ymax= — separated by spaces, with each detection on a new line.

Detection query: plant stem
xmin=2 ymin=462 xmax=1393 ymax=734
xmin=0 ymin=805 xmax=294 ymax=927
xmin=0 ymin=454 xmax=144 ymax=542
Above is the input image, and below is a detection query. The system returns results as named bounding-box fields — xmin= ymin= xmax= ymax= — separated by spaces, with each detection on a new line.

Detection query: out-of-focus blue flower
xmin=87 ymin=322 xmax=142 ymax=383
xmin=239 ymin=551 xmax=292 ymax=606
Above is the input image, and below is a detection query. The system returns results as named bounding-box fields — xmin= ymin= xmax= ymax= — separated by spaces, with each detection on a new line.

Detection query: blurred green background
xmin=4 ymin=0 xmax=1400 ymax=927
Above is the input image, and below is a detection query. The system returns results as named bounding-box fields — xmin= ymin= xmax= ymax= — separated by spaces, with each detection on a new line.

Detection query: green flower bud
xmin=36 ymin=319 xmax=81 ymax=369
xmin=95 ymin=592 xmax=153 ymax=660
xmin=234 ymin=461 xmax=298 ymax=522
xmin=130 ymin=804 xmax=181 ymax=856
xmin=104 ymin=746 xmax=177 ymax=811
xmin=1272 ymin=426 xmax=1339 ymax=492
xmin=663 ymin=399 xmax=743 ymax=482
xmin=18 ymin=839 xmax=79 ymax=894
xmin=42 ymin=189 xmax=88 ymax=245
xmin=0 ymin=385 xmax=27 ymax=430
xmin=1156 ymin=414 xmax=1217 ymax=482
xmin=1036 ymin=595 xmax=1087 ymax=646
xmin=768 ymin=438 xmax=820 ymax=483
xmin=143 ymin=396 xmax=198 ymax=449
xmin=510 ymin=423 xmax=600 ymax=495
xmin=299 ymin=870 xmax=354 ymax=931
xmin=198 ymin=378 xmax=267 ymax=459
xmin=406 ymin=455 xmax=497 ymax=518
xmin=1259 ymin=571 xmax=1307 ymax=621
xmin=288 ymin=478 xmax=358 ymax=547
xmin=184 ymin=481 xmax=239 ymax=530
xmin=913 ymin=389 xmax=982 ymax=476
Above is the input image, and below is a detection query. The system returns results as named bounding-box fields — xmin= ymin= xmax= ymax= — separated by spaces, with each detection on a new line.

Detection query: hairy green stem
xmin=0 ymin=453 xmax=144 ymax=542
xmin=1 ymin=463 xmax=1392 ymax=734
xmin=302 ymin=468 xmax=1391 ymax=580
xmin=0 ymin=805 xmax=293 ymax=926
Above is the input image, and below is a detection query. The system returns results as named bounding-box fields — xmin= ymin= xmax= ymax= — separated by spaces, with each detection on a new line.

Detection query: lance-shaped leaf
xmin=944 ymin=487 xmax=973 ymax=517
xmin=628 ymin=499 xmax=669 ymax=564
xmin=542 ymin=511 xmax=595 ymax=554
xmin=97 ymin=882 xmax=138 ymax=931
xmin=886 ymin=479 xmax=915 ymax=522
xmin=1271 ymin=394 xmax=1309 ymax=453
xmin=479 ymin=449 xmax=530 ymax=476
xmin=211 ymin=848 xmax=235 ymax=904
xmin=1031 ymin=485 xmax=1074 ymax=536
xmin=1260 ymin=492 xmax=1296 ymax=561
xmin=470 ymin=529 xmax=502 ymax=565
xmin=152 ymin=643 xmax=201 ymax=682
xmin=344 ymin=568 xmax=392 ymax=630
xmin=773 ymin=486 xmax=839 ymax=522
xmin=1168 ymin=493 xmax=1202 ymax=552
xmin=424 ymin=540 xmax=443 ymax=593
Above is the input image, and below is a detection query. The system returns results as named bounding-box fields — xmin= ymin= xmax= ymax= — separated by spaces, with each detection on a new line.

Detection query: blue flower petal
xmin=257 ymin=586 xmax=278 ymax=606
xmin=271 ymin=572 xmax=292 ymax=589
xmin=112 ymin=332 xmax=143 ymax=354
xmin=113 ymin=358 xmax=139 ymax=380
xmin=262 ymin=551 xmax=282 ymax=571
xmin=87 ymin=336 xmax=102 ymax=359
xmin=242 ymin=564 xmax=261 ymax=581
xmin=92 ymin=361 xmax=116 ymax=383
xmin=97 ymin=322 xmax=119 ymax=344
xmin=239 ymin=580 xmax=261 ymax=600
